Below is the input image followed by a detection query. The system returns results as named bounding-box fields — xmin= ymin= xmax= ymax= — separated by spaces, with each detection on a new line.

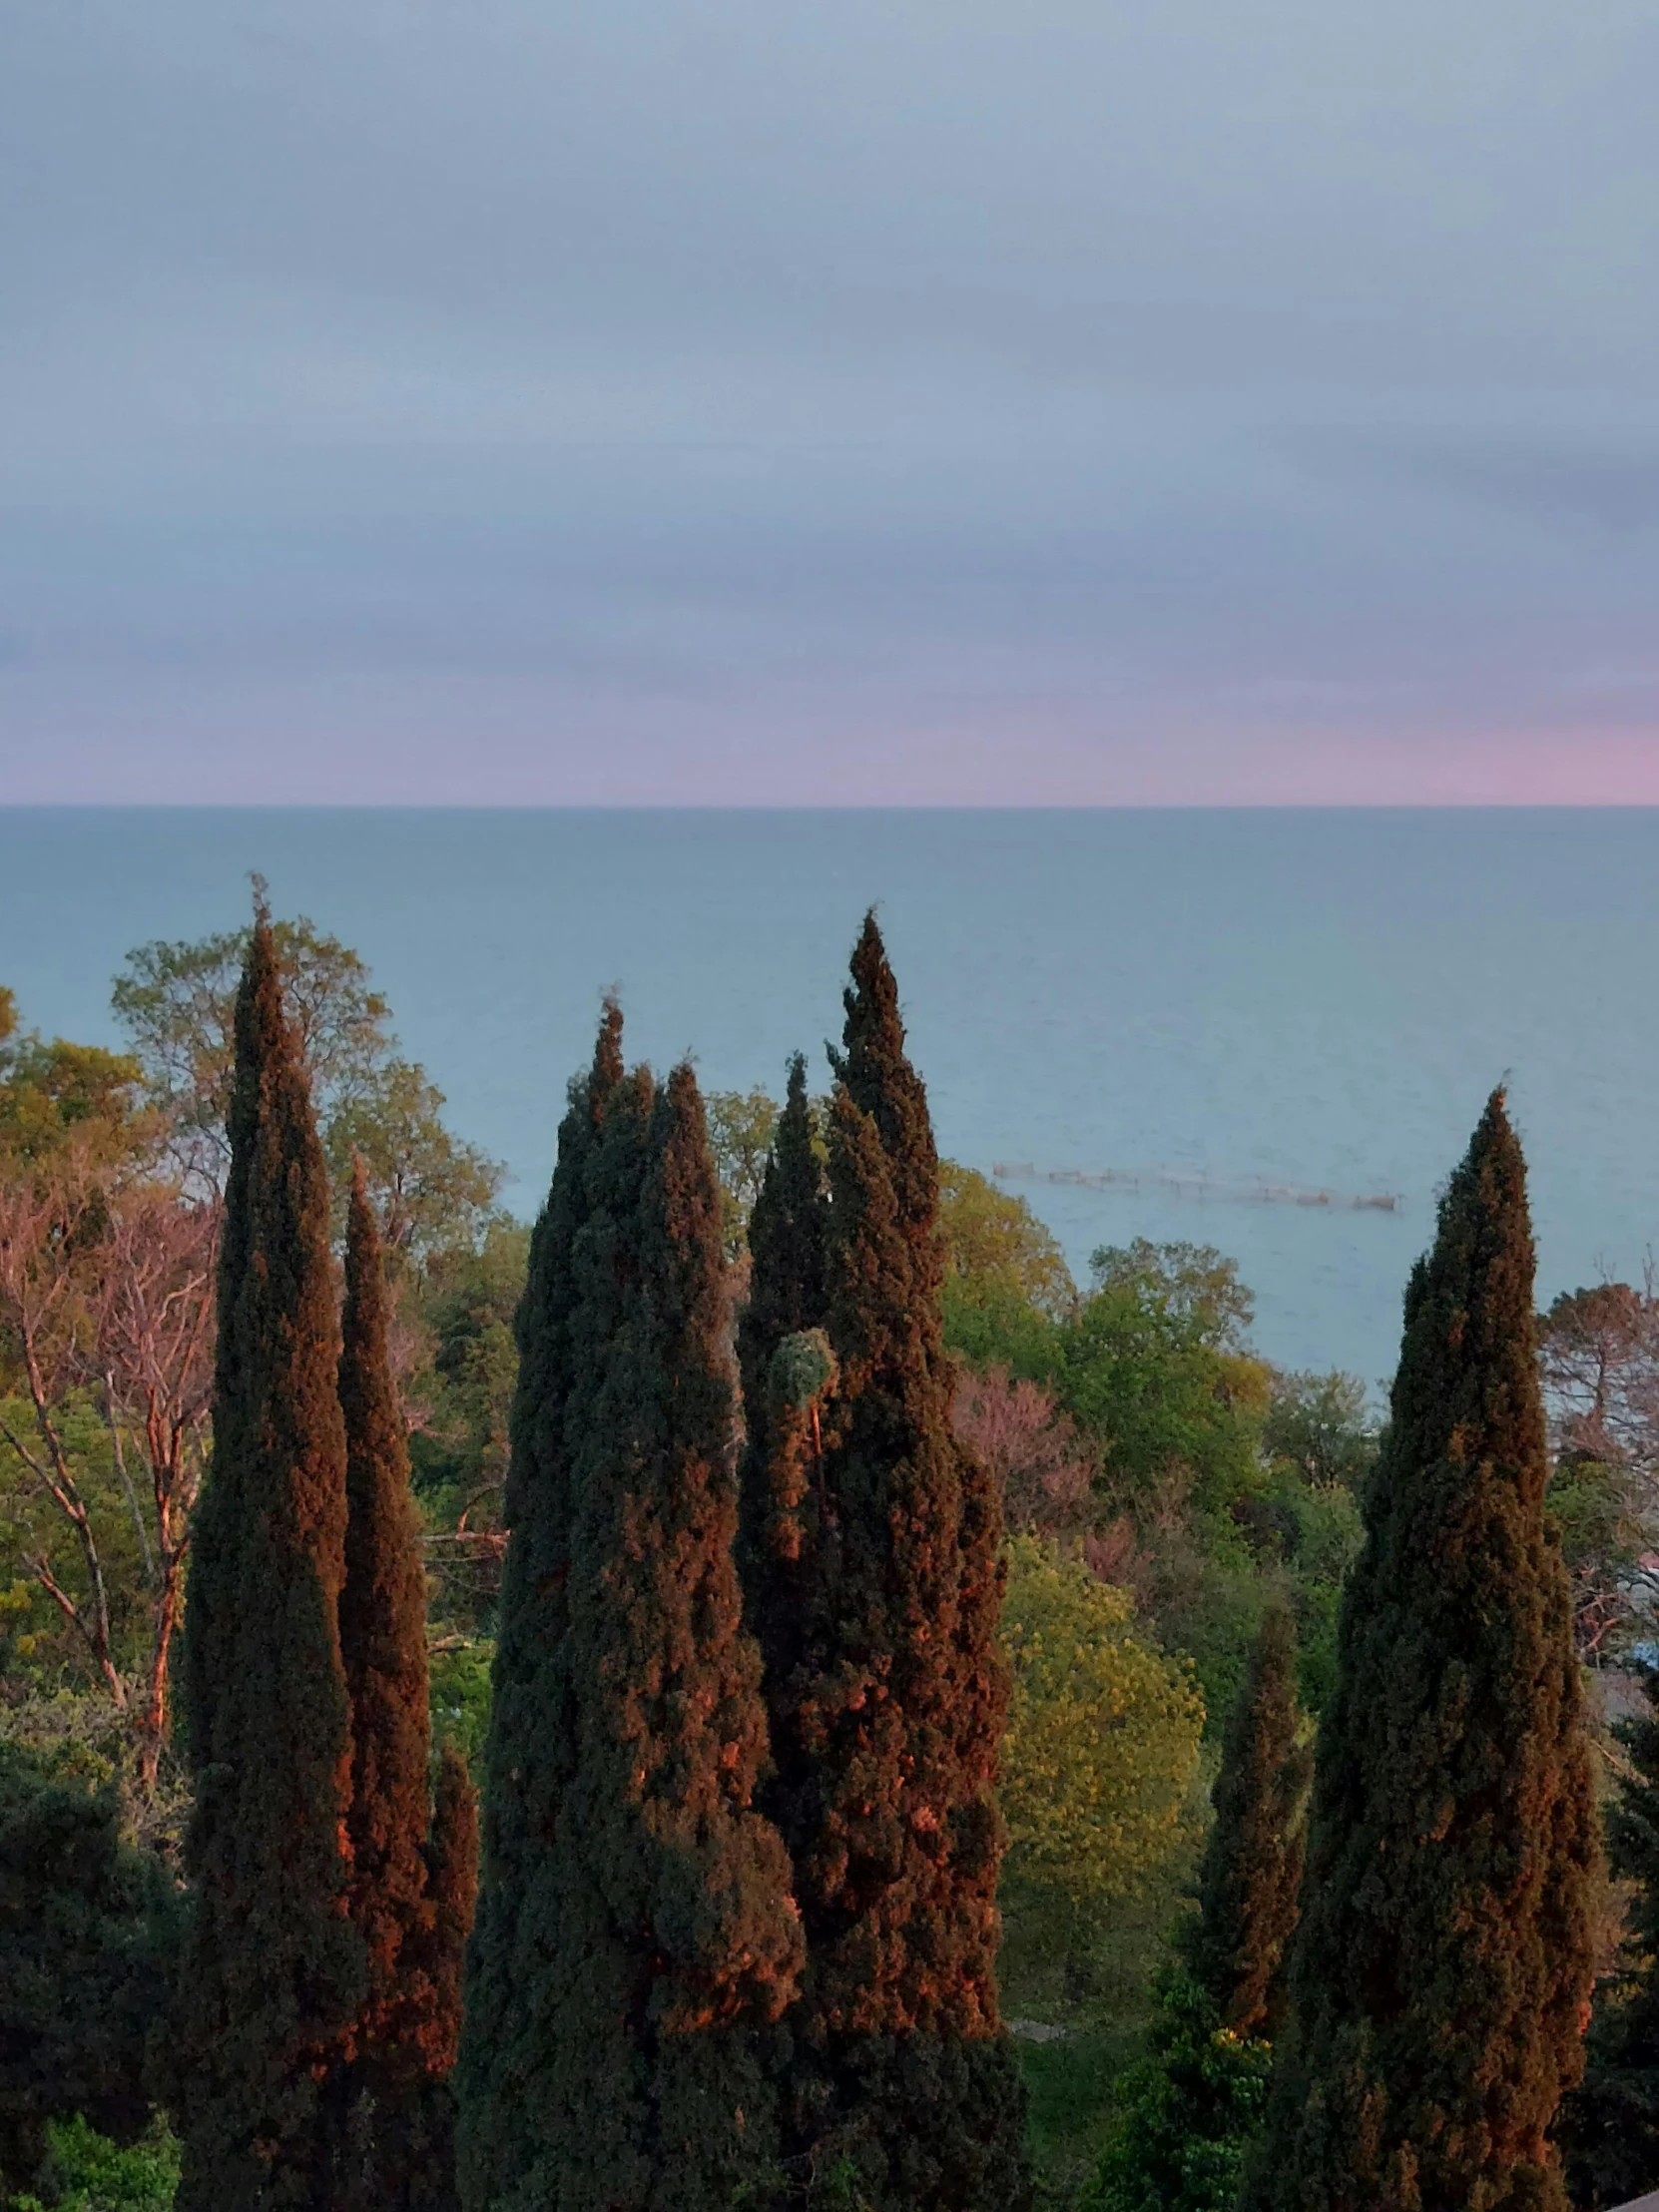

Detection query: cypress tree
xmin=459 ymin=1028 xmax=803 ymax=2212
xmin=1092 ymin=1609 xmax=1305 ymax=2212
xmin=336 ymin=1161 xmax=465 ymax=2212
xmin=1183 ymin=1600 xmax=1308 ymax=2038
xmin=424 ymin=1740 xmax=479 ymax=2088
xmin=1561 ymin=1665 xmax=1659 ymax=2208
xmin=736 ymin=1051 xmax=830 ymax=1812
xmin=175 ymin=909 xmax=361 ymax=2212
xmin=385 ymin=1742 xmax=480 ymax=2212
xmin=773 ymin=915 xmax=1029 ymax=2212
xmin=1242 ymin=1091 xmax=1598 ymax=2212
xmin=457 ymin=1004 xmax=622 ymax=2208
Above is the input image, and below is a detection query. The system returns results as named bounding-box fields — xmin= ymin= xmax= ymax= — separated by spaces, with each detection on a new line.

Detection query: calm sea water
xmin=3 ymin=808 xmax=1655 ymax=1389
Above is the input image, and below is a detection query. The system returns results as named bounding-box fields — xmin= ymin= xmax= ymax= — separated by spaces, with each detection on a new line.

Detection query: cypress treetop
xmin=1183 ymin=1599 xmax=1308 ymax=2039
xmin=739 ymin=1053 xmax=829 ymax=1402
xmin=457 ymin=1004 xmax=622 ymax=2210
xmin=1244 ymin=1090 xmax=1599 ymax=2212
xmin=175 ymin=906 xmax=361 ymax=2212
xmin=831 ymin=909 xmax=940 ymax=1291
xmin=736 ymin=1051 xmax=830 ymax=1791
xmin=770 ymin=919 xmax=1027 ymax=2212
xmin=545 ymin=1059 xmax=804 ymax=2210
xmin=459 ymin=1032 xmax=803 ymax=2212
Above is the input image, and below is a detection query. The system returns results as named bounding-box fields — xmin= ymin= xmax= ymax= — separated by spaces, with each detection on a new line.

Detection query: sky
xmin=3 ymin=0 xmax=1658 ymax=806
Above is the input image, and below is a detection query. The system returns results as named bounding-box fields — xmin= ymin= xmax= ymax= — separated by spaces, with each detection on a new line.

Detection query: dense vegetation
xmin=2 ymin=906 xmax=1656 ymax=2211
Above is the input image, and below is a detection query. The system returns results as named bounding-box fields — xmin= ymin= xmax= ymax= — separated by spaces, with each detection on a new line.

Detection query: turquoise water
xmin=2 ymin=808 xmax=1654 ymax=1389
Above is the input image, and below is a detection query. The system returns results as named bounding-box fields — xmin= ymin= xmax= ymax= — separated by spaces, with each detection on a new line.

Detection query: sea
xmin=3 ymin=808 xmax=1655 ymax=1393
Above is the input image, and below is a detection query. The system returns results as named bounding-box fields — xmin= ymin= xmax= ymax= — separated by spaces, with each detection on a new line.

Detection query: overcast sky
xmin=3 ymin=0 xmax=1657 ymax=804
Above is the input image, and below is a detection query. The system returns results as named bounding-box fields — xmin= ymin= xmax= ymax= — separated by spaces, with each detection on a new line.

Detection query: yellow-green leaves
xmin=1000 ymin=1535 xmax=1203 ymax=1907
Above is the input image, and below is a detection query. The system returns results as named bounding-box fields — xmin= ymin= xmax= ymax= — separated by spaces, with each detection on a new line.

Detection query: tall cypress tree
xmin=335 ymin=1162 xmax=466 ymax=2212
xmin=1243 ymin=1092 xmax=1598 ymax=2212
xmin=175 ymin=909 xmax=361 ymax=2212
xmin=459 ymin=1030 xmax=803 ymax=2212
xmin=1184 ymin=1600 xmax=1308 ymax=2038
xmin=736 ymin=1051 xmax=830 ymax=1810
xmin=1562 ymin=1665 xmax=1659 ymax=2208
xmin=772 ymin=915 xmax=1029 ymax=2212
xmin=457 ymin=1005 xmax=622 ymax=2209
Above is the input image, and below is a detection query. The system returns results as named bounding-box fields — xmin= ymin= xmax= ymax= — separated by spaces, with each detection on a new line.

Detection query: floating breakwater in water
xmin=993 ymin=1162 xmax=1403 ymax=1214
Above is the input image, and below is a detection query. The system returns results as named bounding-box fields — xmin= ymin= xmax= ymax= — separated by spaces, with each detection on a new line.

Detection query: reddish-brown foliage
xmin=951 ymin=1365 xmax=1095 ymax=1538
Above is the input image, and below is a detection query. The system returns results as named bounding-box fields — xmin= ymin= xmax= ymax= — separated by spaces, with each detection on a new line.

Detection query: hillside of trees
xmin=3 ymin=899 xmax=1658 ymax=2210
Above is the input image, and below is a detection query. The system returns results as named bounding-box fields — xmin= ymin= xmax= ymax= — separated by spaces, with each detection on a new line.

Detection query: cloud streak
xmin=2 ymin=0 xmax=1657 ymax=801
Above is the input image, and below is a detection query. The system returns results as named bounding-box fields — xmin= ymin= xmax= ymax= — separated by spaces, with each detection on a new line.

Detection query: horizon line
xmin=8 ymin=799 xmax=1659 ymax=816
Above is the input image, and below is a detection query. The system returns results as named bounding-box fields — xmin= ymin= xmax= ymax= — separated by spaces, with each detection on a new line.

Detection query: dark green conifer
xmin=736 ymin=1051 xmax=830 ymax=1807
xmin=1242 ymin=1091 xmax=1598 ymax=2212
xmin=1092 ymin=1610 xmax=1305 ymax=2212
xmin=1562 ymin=1665 xmax=1659 ymax=2208
xmin=1184 ymin=1600 xmax=1308 ymax=2038
xmin=387 ymin=1742 xmax=479 ymax=2212
xmin=0 ymin=1748 xmax=176 ymax=2200
xmin=459 ymin=1029 xmax=803 ymax=2212
xmin=336 ymin=1162 xmax=464 ymax=2212
xmin=175 ymin=909 xmax=361 ymax=2212
xmin=424 ymin=1740 xmax=479 ymax=2087
xmin=456 ymin=1004 xmax=622 ymax=2208
xmin=774 ymin=916 xmax=1029 ymax=2212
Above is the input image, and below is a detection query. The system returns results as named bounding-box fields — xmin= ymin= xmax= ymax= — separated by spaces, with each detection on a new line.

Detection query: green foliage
xmin=0 ymin=1391 xmax=156 ymax=1699
xmin=1261 ymin=1369 xmax=1378 ymax=1493
xmin=1548 ymin=1454 xmax=1647 ymax=1663
xmin=1085 ymin=1611 xmax=1307 ymax=2212
xmin=111 ymin=914 xmax=501 ymax=1262
xmin=0 ymin=1747 xmax=176 ymax=2202
xmin=705 ymin=1085 xmax=781 ymax=1259
xmin=939 ymin=1163 xmax=1075 ymax=1320
xmin=1245 ymin=1092 xmax=1599 ymax=2212
xmin=999 ymin=1538 xmax=1204 ymax=1912
xmin=941 ymin=1278 xmax=1062 ymax=1382
xmin=1234 ymin=1462 xmax=1366 ymax=1716
xmin=1088 ymin=1972 xmax=1271 ymax=2212
xmin=1058 ymin=1243 xmax=1270 ymax=1514
xmin=1562 ymin=1664 xmax=1659 ymax=2207
xmin=408 ymin=1224 xmax=528 ymax=1632
xmin=7 ymin=2112 xmax=179 ymax=2212
xmin=0 ymin=1010 xmax=146 ymax=1169
xmin=936 ymin=1162 xmax=1071 ymax=1382
xmin=428 ymin=1642 xmax=494 ymax=1770
xmin=1016 ymin=2026 xmax=1142 ymax=2196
